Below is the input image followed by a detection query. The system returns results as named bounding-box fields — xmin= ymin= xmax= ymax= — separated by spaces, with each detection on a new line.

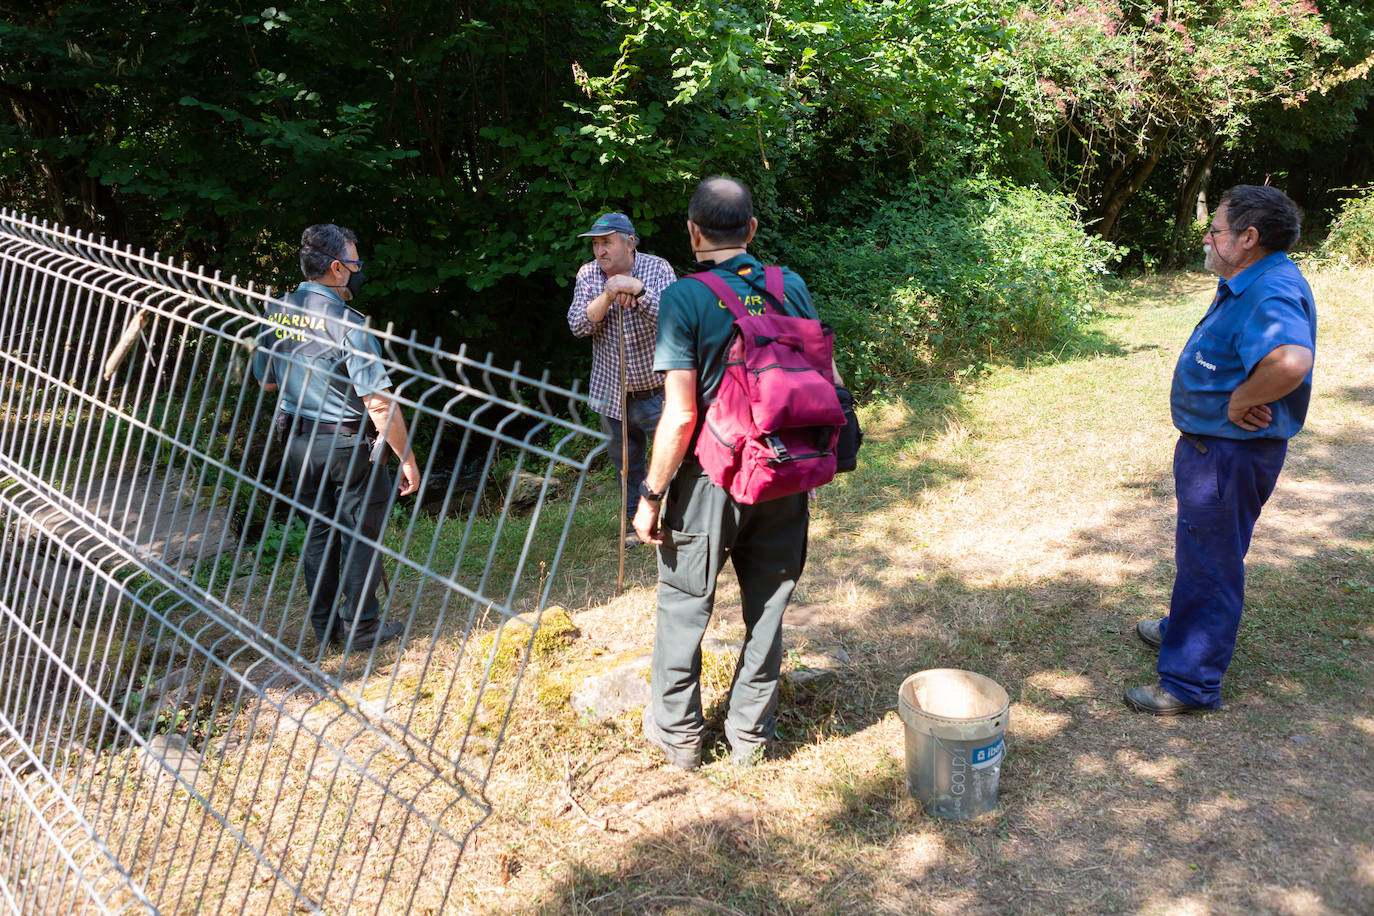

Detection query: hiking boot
xmin=641 ymin=706 xmax=701 ymax=770
xmin=1123 ymin=684 xmax=1205 ymax=716
xmin=623 ymin=530 xmax=643 ymax=548
xmin=1136 ymin=618 xmax=1164 ymax=650
xmin=333 ymin=620 xmax=405 ymax=653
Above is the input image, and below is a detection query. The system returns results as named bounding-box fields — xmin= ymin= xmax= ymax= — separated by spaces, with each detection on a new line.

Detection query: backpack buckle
xmin=765 ymin=435 xmax=789 ymax=463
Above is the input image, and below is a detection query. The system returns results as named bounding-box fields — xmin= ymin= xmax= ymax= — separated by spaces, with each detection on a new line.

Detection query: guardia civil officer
xmin=253 ymin=224 xmax=421 ymax=653
xmin=1126 ymin=186 xmax=1316 ymax=714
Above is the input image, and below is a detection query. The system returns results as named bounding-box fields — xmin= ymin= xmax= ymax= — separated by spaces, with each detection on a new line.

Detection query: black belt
xmin=278 ymin=413 xmax=362 ymax=436
xmin=1180 ymin=432 xmax=1208 ymax=454
xmin=1180 ymin=432 xmax=1284 ymax=454
xmin=627 ymin=388 xmax=663 ymax=401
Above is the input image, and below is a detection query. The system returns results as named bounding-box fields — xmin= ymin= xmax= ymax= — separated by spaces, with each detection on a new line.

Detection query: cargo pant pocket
xmin=657 ymin=529 xmax=710 ymax=598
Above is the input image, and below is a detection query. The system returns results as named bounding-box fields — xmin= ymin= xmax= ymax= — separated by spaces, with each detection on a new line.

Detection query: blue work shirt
xmin=252 ymin=282 xmax=392 ymax=423
xmin=1170 ymin=252 xmax=1316 ymax=440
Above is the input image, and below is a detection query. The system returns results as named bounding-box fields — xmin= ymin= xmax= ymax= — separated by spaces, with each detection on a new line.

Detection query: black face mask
xmin=345 ymin=266 xmax=367 ymax=297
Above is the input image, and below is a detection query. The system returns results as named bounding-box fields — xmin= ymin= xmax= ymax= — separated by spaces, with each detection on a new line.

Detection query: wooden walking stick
xmin=616 ymin=298 xmax=629 ymax=593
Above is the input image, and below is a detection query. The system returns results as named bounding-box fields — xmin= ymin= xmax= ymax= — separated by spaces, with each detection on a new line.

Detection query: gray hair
xmin=299 ymin=224 xmax=358 ymax=280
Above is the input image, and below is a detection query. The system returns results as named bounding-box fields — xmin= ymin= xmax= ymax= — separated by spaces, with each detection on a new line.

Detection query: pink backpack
xmin=688 ymin=266 xmax=846 ymax=504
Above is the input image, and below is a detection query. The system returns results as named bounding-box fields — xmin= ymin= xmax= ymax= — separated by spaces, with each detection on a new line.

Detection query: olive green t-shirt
xmin=654 ymin=253 xmax=820 ymax=414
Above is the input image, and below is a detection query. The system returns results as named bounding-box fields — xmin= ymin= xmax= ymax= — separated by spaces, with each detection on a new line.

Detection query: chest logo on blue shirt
xmin=1194 ymin=351 xmax=1217 ymax=372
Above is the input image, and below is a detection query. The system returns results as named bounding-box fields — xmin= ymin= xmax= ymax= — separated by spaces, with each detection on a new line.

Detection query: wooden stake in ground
xmin=616 ymin=301 xmax=629 ymax=593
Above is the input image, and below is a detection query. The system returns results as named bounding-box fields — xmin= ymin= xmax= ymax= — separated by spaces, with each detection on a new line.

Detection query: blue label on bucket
xmin=970 ymin=737 xmax=1004 ymax=770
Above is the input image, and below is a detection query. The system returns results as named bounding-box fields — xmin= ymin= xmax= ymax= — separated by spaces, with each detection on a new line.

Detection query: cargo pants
xmin=649 ymin=461 xmax=809 ymax=757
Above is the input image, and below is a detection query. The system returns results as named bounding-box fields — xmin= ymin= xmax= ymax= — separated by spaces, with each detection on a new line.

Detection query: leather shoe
xmin=1136 ymin=618 xmax=1163 ymax=650
xmin=333 ymin=620 xmax=405 ymax=653
xmin=641 ymin=706 xmax=701 ymax=770
xmin=1123 ymin=684 xmax=1203 ymax=716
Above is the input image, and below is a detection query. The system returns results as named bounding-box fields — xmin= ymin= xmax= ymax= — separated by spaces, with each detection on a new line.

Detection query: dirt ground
xmin=452 ymin=268 xmax=1373 ymax=915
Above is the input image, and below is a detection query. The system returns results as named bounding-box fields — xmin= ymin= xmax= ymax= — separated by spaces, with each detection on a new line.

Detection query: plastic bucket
xmin=898 ymin=669 xmax=1009 ymax=820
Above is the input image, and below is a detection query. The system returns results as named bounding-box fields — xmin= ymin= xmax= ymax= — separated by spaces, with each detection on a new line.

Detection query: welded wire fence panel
xmin=0 ymin=211 xmax=606 ymax=914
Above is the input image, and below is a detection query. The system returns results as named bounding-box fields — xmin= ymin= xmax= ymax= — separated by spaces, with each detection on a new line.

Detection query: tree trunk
xmin=1167 ymin=135 xmax=1222 ymax=266
xmin=1094 ymin=129 xmax=1168 ymax=240
xmin=5 ymin=93 xmax=68 ymax=223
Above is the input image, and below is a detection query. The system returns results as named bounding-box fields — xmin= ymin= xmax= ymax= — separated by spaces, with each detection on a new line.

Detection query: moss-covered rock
xmin=477 ymin=605 xmax=581 ymax=680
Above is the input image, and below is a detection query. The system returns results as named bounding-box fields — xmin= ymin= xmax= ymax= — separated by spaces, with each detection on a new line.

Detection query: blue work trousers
xmin=1157 ymin=434 xmax=1287 ymax=707
xmin=601 ymin=390 xmax=663 ymax=519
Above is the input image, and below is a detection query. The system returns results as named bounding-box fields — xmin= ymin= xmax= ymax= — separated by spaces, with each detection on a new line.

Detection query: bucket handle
xmin=929 ymin=732 xmax=969 ymax=815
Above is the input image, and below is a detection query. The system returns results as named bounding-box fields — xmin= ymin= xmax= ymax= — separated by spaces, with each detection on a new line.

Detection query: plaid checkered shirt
xmin=567 ymin=251 xmax=676 ymax=420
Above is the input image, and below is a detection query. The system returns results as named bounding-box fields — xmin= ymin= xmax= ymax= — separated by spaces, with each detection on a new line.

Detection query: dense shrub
xmin=1320 ymin=187 xmax=1374 ymax=265
xmin=779 ymin=180 xmax=1120 ymax=395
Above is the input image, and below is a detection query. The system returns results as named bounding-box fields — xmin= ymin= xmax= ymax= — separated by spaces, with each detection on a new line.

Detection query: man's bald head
xmin=689 ymin=176 xmax=754 ymax=247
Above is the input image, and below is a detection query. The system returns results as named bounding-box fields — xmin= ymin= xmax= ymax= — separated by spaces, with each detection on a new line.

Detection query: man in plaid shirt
xmin=567 ymin=212 xmax=677 ymax=545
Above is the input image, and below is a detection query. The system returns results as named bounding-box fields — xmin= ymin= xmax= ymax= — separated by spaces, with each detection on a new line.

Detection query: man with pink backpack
xmin=633 ymin=176 xmax=844 ymax=769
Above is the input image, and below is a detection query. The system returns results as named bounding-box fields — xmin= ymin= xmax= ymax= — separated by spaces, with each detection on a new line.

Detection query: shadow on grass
xmin=1108 ymin=268 xmax=1216 ymax=307
xmin=1333 ymin=383 xmax=1374 ymax=405
xmin=518 ymin=408 xmax=1374 ymax=914
xmin=1005 ymin=320 xmax=1140 ymax=367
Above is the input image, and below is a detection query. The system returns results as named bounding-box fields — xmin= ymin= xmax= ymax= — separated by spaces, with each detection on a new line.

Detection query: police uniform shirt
xmin=252 ymin=281 xmax=392 ymax=423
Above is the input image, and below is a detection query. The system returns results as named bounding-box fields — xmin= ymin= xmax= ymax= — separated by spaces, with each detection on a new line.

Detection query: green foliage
xmin=0 ymin=1 xmax=1011 ymax=362
xmin=782 ymin=179 xmax=1121 ymax=394
xmin=256 ymin=517 xmax=305 ymax=569
xmin=0 ymin=0 xmax=1367 ymax=373
xmin=1002 ymin=0 xmax=1342 ymax=239
xmin=1320 ymin=187 xmax=1374 ymax=264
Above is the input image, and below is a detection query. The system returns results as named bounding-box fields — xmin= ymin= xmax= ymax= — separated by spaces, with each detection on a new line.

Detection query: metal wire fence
xmin=0 ymin=210 xmax=606 ymax=914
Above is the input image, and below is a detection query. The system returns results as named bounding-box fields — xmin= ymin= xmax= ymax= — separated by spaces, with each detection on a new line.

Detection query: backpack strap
xmin=687 ymin=270 xmax=749 ymax=319
xmin=687 ymin=265 xmax=786 ymax=318
xmin=763 ymin=265 xmax=784 ymax=308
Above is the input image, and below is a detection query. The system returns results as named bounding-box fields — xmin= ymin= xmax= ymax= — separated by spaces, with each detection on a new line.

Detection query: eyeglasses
xmin=1204 ymin=226 xmax=1240 ymax=239
xmin=338 ymin=258 xmax=364 ymax=270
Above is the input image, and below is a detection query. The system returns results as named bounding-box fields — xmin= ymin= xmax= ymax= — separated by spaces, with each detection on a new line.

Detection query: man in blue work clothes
xmin=1126 ymin=186 xmax=1316 ymax=715
xmin=254 ymin=224 xmax=421 ymax=653
xmin=568 ymin=212 xmax=677 ymax=547
xmin=633 ymin=177 xmax=814 ymax=767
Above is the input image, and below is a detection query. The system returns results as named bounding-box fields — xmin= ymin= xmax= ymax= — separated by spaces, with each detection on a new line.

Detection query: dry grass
xmin=449 ymin=266 xmax=1373 ymax=914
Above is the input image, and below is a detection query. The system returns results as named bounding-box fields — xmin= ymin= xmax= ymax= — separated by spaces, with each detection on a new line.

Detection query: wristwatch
xmin=639 ymin=482 xmax=664 ymax=503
